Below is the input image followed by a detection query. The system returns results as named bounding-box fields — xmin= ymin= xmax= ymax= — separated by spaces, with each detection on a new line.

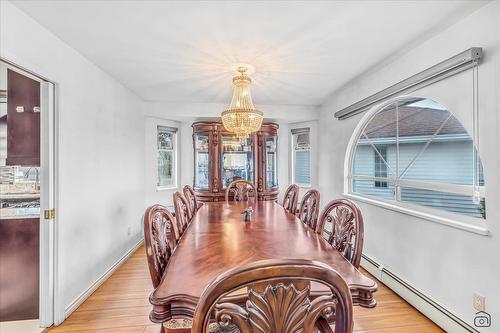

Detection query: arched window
xmin=348 ymin=97 xmax=485 ymax=219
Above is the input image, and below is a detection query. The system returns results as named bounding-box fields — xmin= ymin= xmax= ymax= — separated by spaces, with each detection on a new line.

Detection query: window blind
xmin=292 ymin=128 xmax=311 ymax=185
xmin=295 ymin=150 xmax=310 ymax=185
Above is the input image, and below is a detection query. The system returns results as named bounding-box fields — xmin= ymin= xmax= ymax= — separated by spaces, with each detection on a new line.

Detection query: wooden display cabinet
xmin=192 ymin=122 xmax=279 ymax=202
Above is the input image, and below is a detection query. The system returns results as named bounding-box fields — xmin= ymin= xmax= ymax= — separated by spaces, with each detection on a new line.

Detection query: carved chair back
xmin=173 ymin=191 xmax=192 ymax=237
xmin=191 ymin=259 xmax=353 ymax=333
xmin=317 ymin=199 xmax=364 ymax=268
xmin=183 ymin=184 xmax=199 ymax=215
xmin=282 ymin=184 xmax=299 ymax=214
xmin=225 ymin=179 xmax=257 ymax=202
xmin=143 ymin=205 xmax=178 ymax=288
xmin=297 ymin=189 xmax=321 ymax=230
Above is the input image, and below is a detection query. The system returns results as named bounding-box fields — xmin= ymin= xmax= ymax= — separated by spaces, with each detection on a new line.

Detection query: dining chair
xmin=224 ymin=179 xmax=257 ymax=202
xmin=297 ymin=189 xmax=321 ymax=230
xmin=173 ymin=191 xmax=192 ymax=237
xmin=144 ymin=205 xmax=194 ymax=333
xmin=143 ymin=205 xmax=178 ymax=288
xmin=191 ymin=259 xmax=353 ymax=333
xmin=183 ymin=184 xmax=200 ymax=215
xmin=282 ymin=184 xmax=299 ymax=214
xmin=317 ymin=199 xmax=364 ymax=268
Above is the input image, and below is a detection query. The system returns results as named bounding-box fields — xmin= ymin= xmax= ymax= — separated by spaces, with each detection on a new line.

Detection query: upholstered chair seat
xmin=163 ymin=319 xmax=239 ymax=333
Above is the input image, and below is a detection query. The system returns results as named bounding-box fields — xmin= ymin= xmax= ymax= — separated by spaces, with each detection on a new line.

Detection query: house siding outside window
xmin=374 ymin=145 xmax=388 ymax=188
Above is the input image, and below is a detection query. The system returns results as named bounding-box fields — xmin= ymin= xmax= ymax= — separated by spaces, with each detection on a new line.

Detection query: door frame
xmin=1 ymin=58 xmax=59 ymax=328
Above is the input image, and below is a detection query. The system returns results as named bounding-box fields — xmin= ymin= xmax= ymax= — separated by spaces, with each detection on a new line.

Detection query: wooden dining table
xmin=149 ymin=200 xmax=377 ymax=323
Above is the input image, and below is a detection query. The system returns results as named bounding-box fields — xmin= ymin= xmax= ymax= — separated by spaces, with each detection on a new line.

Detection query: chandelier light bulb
xmin=221 ymin=66 xmax=263 ymax=141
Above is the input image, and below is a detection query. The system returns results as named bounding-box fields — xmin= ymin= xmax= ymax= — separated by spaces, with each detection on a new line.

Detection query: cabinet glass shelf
xmin=194 ymin=134 xmax=210 ymax=189
xmin=265 ymin=135 xmax=278 ymax=188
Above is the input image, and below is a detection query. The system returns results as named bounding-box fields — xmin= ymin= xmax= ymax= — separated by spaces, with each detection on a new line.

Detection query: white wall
xmin=144 ymin=102 xmax=313 ymax=203
xmin=171 ymin=117 xmax=291 ymax=203
xmin=144 ymin=101 xmax=320 ymax=123
xmin=143 ymin=98 xmax=320 ymax=199
xmin=179 ymin=121 xmax=194 ymax=187
xmin=318 ymin=2 xmax=500 ymax=331
xmin=277 ymin=122 xmax=290 ymax=202
xmin=1 ymin=1 xmax=146 ymax=322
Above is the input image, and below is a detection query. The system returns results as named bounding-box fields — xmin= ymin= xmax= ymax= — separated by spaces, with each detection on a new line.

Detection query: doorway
xmin=0 ymin=60 xmax=56 ymax=332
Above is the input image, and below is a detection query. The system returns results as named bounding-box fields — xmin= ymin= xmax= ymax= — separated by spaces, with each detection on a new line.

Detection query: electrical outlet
xmin=473 ymin=293 xmax=486 ymax=312
xmin=127 ymin=226 xmax=132 ymax=236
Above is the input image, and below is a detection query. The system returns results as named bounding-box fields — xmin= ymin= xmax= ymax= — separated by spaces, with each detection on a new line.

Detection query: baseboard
xmin=361 ymin=254 xmax=478 ymax=333
xmin=64 ymin=237 xmax=144 ymax=318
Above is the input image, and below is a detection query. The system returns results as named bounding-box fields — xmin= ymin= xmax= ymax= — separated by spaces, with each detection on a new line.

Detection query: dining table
xmin=149 ymin=200 xmax=378 ymax=324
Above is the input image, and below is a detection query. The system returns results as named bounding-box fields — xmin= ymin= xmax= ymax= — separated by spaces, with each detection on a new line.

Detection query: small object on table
xmin=242 ymin=207 xmax=253 ymax=221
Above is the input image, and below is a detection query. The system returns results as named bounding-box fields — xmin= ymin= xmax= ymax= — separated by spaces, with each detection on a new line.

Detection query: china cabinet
xmin=192 ymin=122 xmax=279 ymax=202
xmin=6 ymin=69 xmax=40 ymax=166
xmin=0 ymin=68 xmax=40 ymax=321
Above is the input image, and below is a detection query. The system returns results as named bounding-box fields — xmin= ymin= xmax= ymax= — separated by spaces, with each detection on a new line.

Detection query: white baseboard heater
xmin=361 ymin=254 xmax=479 ymax=333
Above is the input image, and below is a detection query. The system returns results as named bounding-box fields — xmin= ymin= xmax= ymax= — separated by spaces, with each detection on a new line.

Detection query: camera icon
xmin=474 ymin=311 xmax=491 ymax=327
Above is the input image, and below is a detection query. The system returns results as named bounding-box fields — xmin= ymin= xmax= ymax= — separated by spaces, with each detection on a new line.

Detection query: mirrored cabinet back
xmin=192 ymin=122 xmax=279 ymax=202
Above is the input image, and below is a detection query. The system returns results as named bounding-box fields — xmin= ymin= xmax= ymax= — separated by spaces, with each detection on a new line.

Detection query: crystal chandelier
xmin=221 ymin=66 xmax=263 ymax=141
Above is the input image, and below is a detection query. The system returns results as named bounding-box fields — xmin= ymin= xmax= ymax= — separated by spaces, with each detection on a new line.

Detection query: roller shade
xmin=157 ymin=125 xmax=178 ymax=133
xmin=334 ymin=47 xmax=482 ymax=120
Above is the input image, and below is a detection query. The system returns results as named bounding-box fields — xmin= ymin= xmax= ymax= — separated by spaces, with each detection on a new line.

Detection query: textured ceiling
xmin=12 ymin=0 xmax=485 ymax=106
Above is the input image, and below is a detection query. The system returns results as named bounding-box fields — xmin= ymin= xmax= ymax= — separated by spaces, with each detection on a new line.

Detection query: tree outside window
xmin=157 ymin=126 xmax=177 ymax=188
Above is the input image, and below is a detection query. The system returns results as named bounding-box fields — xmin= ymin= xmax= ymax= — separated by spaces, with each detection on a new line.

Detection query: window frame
xmin=344 ymin=96 xmax=488 ymax=235
xmin=291 ymin=128 xmax=311 ymax=188
xmin=156 ymin=125 xmax=178 ymax=191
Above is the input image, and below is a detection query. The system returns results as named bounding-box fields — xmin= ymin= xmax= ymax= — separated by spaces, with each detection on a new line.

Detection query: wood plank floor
xmin=48 ymin=245 xmax=444 ymax=333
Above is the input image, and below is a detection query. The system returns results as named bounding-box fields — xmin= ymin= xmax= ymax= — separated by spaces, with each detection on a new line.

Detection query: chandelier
xmin=221 ymin=66 xmax=263 ymax=141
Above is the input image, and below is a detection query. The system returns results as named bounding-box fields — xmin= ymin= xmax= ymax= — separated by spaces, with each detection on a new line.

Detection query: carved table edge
xmin=150 ymin=293 xmax=198 ymax=322
xmin=349 ymin=281 xmax=379 ymax=292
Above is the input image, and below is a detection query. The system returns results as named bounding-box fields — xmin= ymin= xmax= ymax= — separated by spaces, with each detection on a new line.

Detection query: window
xmin=292 ymin=128 xmax=311 ymax=187
xmin=157 ymin=125 xmax=177 ymax=189
xmin=350 ymin=98 xmax=485 ymax=219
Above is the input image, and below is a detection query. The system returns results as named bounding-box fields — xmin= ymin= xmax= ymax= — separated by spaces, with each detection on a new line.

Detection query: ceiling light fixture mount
xmin=221 ymin=66 xmax=263 ymax=141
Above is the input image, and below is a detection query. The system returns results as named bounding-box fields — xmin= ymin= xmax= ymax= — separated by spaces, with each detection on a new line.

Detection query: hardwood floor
xmin=47 ymin=245 xmax=444 ymax=333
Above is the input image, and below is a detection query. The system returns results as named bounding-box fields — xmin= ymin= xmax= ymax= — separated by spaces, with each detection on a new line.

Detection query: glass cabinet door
xmin=265 ymin=135 xmax=278 ymax=188
xmin=194 ymin=134 xmax=210 ymax=189
xmin=221 ymin=135 xmax=254 ymax=188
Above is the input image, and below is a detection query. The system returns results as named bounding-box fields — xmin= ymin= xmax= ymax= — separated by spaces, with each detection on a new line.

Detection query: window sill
xmin=156 ymin=186 xmax=178 ymax=192
xmin=343 ymin=192 xmax=489 ymax=236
